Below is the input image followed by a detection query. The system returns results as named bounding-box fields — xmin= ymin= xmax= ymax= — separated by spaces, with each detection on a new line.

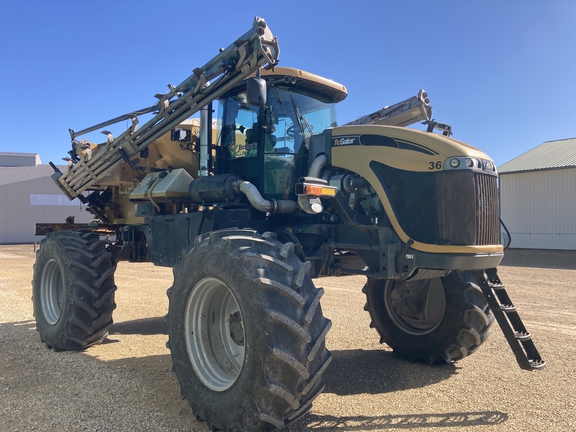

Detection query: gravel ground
xmin=1 ymin=244 xmax=575 ymax=431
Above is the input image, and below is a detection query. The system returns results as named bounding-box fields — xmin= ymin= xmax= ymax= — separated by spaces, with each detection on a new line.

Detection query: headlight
xmin=446 ymin=157 xmax=497 ymax=175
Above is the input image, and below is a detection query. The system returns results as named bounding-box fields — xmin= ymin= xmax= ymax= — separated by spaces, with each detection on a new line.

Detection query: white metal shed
xmin=0 ymin=152 xmax=91 ymax=244
xmin=498 ymin=137 xmax=576 ymax=250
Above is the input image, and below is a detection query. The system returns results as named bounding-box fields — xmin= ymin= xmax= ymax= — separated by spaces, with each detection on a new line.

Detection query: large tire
xmin=32 ymin=230 xmax=117 ymax=350
xmin=363 ymin=271 xmax=494 ymax=364
xmin=167 ymin=229 xmax=332 ymax=432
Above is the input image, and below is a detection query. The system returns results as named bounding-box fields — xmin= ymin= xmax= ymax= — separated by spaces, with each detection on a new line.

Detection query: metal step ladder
xmin=472 ymin=268 xmax=546 ymax=371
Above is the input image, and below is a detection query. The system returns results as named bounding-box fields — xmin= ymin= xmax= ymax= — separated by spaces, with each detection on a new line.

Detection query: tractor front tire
xmin=167 ymin=229 xmax=331 ymax=431
xmin=363 ymin=271 xmax=494 ymax=364
xmin=32 ymin=230 xmax=117 ymax=350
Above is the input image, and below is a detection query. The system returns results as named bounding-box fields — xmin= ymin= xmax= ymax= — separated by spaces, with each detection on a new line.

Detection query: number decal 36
xmin=428 ymin=161 xmax=442 ymax=170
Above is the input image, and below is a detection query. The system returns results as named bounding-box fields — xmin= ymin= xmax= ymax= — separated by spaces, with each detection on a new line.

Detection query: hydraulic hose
xmin=500 ymin=217 xmax=512 ymax=250
xmin=147 ymin=177 xmax=162 ymax=213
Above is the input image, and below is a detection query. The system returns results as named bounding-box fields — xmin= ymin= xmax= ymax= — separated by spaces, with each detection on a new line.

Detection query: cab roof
xmin=258 ymin=67 xmax=348 ymax=103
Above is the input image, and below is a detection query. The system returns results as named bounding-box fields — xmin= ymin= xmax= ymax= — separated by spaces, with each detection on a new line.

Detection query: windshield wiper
xmin=290 ymin=95 xmax=314 ymax=136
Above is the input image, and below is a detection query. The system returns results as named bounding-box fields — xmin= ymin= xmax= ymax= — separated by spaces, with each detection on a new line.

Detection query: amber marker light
xmin=304 ymin=185 xmax=337 ymax=197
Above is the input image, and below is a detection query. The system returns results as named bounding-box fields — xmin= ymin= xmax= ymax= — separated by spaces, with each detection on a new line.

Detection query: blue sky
xmin=1 ymin=1 xmax=574 ymax=167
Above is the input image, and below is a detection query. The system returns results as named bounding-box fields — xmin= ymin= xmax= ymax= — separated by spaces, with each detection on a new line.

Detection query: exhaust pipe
xmin=233 ymin=180 xmax=297 ymax=214
xmin=188 ymin=175 xmax=296 ymax=214
xmin=308 ymin=154 xmax=328 ymax=179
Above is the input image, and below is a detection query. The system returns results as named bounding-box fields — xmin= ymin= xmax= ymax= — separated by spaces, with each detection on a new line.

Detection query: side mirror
xmin=246 ymin=76 xmax=267 ymax=106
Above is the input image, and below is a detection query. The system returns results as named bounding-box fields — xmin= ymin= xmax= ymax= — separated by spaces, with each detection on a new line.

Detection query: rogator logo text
xmin=333 ymin=137 xmax=358 ymax=146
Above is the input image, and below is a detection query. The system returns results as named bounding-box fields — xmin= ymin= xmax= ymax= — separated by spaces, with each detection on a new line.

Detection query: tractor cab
xmin=216 ymin=67 xmax=347 ymax=199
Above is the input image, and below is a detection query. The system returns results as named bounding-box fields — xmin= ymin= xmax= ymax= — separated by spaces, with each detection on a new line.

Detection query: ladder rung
xmin=515 ymin=331 xmax=531 ymax=341
xmin=529 ymin=359 xmax=546 ymax=370
xmin=500 ymin=304 xmax=516 ymax=312
xmin=489 ymin=283 xmax=505 ymax=290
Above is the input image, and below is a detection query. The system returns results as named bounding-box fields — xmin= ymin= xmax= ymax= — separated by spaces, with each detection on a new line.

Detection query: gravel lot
xmin=1 ymin=244 xmax=575 ymax=431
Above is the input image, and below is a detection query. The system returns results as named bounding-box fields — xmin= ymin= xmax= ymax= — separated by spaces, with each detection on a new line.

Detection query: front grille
xmin=436 ymin=171 xmax=499 ymax=245
xmin=474 ymin=173 xmax=499 ymax=245
xmin=371 ymin=161 xmax=500 ymax=246
xmin=437 ymin=171 xmax=499 ymax=246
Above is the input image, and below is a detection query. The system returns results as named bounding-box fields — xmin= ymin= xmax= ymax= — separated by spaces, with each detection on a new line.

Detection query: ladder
xmin=472 ymin=268 xmax=545 ymax=371
xmin=51 ymin=17 xmax=279 ymax=200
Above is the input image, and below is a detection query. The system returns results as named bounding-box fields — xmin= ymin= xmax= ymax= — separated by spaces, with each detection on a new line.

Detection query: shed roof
xmin=0 ymin=165 xmax=65 ymax=186
xmin=0 ymin=152 xmax=41 ymax=167
xmin=498 ymin=137 xmax=576 ymax=174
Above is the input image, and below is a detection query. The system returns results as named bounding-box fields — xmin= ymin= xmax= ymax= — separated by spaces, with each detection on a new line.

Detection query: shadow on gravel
xmin=324 ymin=349 xmax=456 ymax=395
xmin=108 ymin=317 xmax=168 ymax=335
xmin=291 ymin=411 xmax=508 ymax=430
xmin=3 ymin=320 xmax=506 ymax=431
xmin=500 ymin=249 xmax=576 ymax=269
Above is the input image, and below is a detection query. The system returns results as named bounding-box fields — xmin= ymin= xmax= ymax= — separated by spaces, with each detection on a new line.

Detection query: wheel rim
xmin=384 ymin=278 xmax=446 ymax=335
xmin=185 ymin=277 xmax=245 ymax=392
xmin=40 ymin=259 xmax=64 ymax=325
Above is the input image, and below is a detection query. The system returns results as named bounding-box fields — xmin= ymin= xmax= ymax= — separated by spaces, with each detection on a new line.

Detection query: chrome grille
xmin=474 ymin=173 xmax=499 ymax=245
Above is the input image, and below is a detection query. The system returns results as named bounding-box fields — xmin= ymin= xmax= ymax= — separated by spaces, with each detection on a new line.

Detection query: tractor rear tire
xmin=32 ymin=230 xmax=117 ymax=350
xmin=167 ymin=229 xmax=331 ymax=431
xmin=363 ymin=271 xmax=494 ymax=364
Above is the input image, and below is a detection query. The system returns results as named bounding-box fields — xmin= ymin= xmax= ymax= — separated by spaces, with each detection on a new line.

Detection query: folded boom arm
xmin=344 ymin=89 xmax=452 ymax=136
xmin=52 ymin=17 xmax=279 ymax=200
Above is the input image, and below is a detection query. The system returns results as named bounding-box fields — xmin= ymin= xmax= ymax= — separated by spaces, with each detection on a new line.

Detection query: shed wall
xmin=500 ymin=168 xmax=576 ymax=250
xmin=0 ymin=178 xmax=91 ymax=244
xmin=0 ymin=153 xmax=40 ymax=167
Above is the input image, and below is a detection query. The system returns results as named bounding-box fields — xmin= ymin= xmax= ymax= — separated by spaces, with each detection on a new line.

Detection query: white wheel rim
xmin=41 ymin=259 xmax=64 ymax=325
xmin=185 ymin=277 xmax=245 ymax=391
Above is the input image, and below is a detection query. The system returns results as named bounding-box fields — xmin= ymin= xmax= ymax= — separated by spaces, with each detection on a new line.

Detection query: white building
xmin=0 ymin=152 xmax=91 ymax=244
xmin=498 ymin=137 xmax=576 ymax=250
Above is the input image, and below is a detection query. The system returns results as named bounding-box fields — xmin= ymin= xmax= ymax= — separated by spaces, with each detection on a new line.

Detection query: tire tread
xmin=168 ymin=229 xmax=331 ymax=431
xmin=32 ymin=230 xmax=117 ymax=351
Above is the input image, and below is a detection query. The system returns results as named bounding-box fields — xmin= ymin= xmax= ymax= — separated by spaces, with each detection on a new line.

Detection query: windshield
xmin=267 ymin=86 xmax=337 ymax=153
xmin=218 ymin=85 xmax=337 ymax=156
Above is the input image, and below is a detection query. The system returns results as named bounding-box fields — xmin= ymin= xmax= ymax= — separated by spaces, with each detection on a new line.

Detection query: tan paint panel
xmin=333 ymin=125 xmax=492 ymax=168
xmin=257 ymin=67 xmax=348 ymax=103
xmin=331 ymin=127 xmax=502 ymax=254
